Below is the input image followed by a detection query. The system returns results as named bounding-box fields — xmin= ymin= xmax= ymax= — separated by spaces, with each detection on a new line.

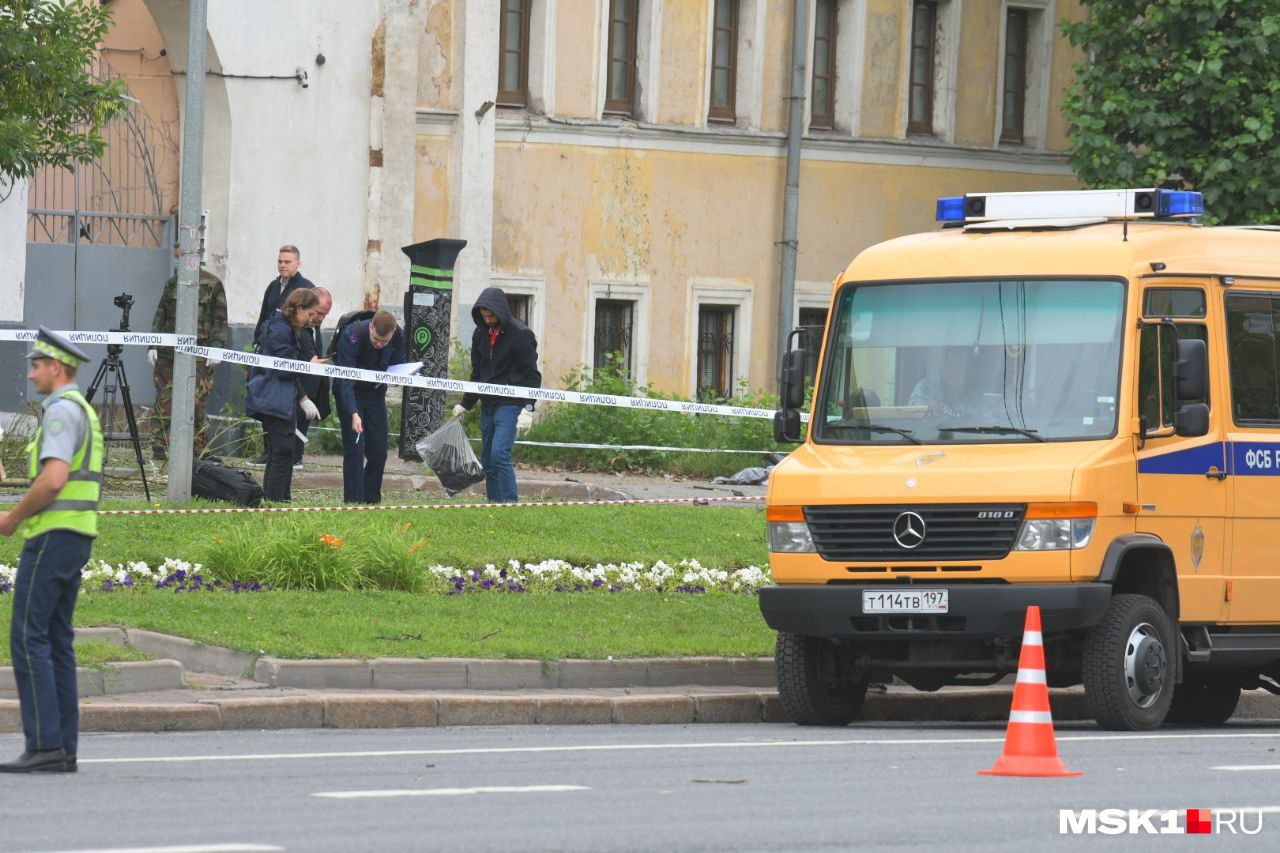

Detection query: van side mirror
xmin=779 ymin=348 xmax=807 ymax=410
xmin=1174 ymin=338 xmax=1207 ymax=401
xmin=1174 ymin=402 xmax=1209 ymax=437
xmin=774 ymin=409 xmax=802 ymax=443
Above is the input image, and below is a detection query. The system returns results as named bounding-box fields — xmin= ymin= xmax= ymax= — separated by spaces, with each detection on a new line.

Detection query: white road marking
xmin=1214 ymin=764 xmax=1280 ymax=771
xmin=71 ymin=730 xmax=1280 ymax=766
xmin=41 ymin=840 xmax=282 ymax=845
xmin=313 ymin=784 xmax=589 ymax=799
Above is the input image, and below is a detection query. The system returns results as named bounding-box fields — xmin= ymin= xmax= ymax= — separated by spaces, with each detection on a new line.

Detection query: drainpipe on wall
xmin=776 ymin=0 xmax=808 ymax=376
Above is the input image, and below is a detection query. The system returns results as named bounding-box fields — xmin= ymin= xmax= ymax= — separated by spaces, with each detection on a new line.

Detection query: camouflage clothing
xmin=151 ymin=268 xmax=227 ymax=454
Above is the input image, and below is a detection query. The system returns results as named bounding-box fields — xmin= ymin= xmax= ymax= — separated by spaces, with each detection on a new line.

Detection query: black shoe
xmin=0 ymin=748 xmax=68 ymax=773
xmin=152 ymin=446 xmax=167 ymax=461
xmin=65 ymin=754 xmax=77 ymax=773
xmin=248 ymin=453 xmax=268 ymax=467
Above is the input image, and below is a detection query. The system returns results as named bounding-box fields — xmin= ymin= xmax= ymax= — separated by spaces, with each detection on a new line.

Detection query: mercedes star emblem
xmin=892 ymin=511 xmax=927 ymax=549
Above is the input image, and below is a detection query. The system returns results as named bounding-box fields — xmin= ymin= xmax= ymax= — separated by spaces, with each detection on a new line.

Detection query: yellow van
xmin=763 ymin=188 xmax=1280 ymax=731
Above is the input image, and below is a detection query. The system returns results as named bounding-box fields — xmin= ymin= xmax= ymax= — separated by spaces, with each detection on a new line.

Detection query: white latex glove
xmin=516 ymin=408 xmax=533 ymax=435
xmin=299 ymin=396 xmax=320 ymax=421
xmin=205 ymin=350 xmax=223 ymax=366
xmin=147 ymin=349 xmax=158 ymax=368
xmin=452 ymin=404 xmax=467 ymax=419
xmin=351 ymin=412 xmax=364 ymax=434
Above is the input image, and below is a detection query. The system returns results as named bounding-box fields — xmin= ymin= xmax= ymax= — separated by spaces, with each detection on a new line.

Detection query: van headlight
xmin=769 ymin=522 xmax=815 ymax=553
xmin=767 ymin=505 xmax=815 ymax=553
xmin=1013 ymin=503 xmax=1097 ymax=551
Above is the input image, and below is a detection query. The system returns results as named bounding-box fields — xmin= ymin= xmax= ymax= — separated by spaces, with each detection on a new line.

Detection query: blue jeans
xmin=10 ymin=530 xmax=92 ymax=755
xmin=338 ymin=393 xmax=389 ymax=503
xmin=480 ymin=404 xmax=520 ymax=502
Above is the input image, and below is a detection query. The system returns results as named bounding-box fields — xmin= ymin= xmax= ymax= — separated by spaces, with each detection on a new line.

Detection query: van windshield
xmin=813 ymin=279 xmax=1125 ymax=444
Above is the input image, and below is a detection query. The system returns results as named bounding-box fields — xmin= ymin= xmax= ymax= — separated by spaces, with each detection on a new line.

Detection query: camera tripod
xmin=84 ymin=296 xmax=151 ymax=502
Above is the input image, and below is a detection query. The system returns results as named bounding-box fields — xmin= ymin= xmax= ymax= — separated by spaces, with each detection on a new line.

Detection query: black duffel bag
xmin=193 ymin=459 xmax=264 ymax=507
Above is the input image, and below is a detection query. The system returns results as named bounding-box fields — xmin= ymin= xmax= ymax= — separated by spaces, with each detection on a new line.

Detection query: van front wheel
xmin=1082 ymin=594 xmax=1175 ymax=731
xmin=775 ymin=632 xmax=868 ymax=726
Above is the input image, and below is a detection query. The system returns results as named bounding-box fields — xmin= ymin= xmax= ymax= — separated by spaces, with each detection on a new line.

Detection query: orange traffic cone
xmin=979 ymin=605 xmax=1082 ymax=777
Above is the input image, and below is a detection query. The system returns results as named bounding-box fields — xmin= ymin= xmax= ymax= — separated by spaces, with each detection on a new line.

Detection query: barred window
xmin=697 ymin=305 xmax=735 ymax=400
xmin=593 ymin=299 xmax=634 ymax=373
xmin=507 ymin=294 xmax=531 ymax=326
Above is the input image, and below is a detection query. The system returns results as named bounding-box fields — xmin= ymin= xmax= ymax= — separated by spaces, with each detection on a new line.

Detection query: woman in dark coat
xmin=245 ymin=288 xmax=321 ymax=501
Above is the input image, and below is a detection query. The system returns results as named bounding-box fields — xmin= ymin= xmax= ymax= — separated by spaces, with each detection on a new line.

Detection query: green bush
xmin=513 ymin=357 xmax=794 ymax=478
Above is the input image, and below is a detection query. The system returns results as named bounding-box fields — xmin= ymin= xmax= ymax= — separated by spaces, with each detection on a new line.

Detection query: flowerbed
xmin=0 ymin=557 xmax=771 ymax=596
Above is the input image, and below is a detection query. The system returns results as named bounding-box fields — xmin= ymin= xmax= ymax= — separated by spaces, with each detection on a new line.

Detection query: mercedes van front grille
xmin=804 ymin=504 xmax=1026 ymax=561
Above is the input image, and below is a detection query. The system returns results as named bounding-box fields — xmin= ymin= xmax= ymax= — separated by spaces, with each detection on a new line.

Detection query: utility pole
xmin=777 ymin=0 xmax=808 ymax=369
xmin=167 ymin=0 xmax=208 ymax=501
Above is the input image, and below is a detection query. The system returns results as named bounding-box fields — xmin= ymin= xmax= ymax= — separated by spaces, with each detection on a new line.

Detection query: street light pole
xmin=167 ymin=0 xmax=208 ymax=501
xmin=777 ymin=0 xmax=808 ymax=373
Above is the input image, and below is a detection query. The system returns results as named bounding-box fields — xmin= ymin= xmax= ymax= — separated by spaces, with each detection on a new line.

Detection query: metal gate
xmin=20 ymin=59 xmax=175 ymax=409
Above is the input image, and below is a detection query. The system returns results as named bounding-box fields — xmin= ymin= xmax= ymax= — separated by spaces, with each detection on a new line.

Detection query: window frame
xmin=707 ymin=0 xmax=740 ymax=124
xmin=497 ymin=0 xmax=532 ymax=108
xmin=1225 ymin=290 xmax=1280 ymax=428
xmin=593 ymin=298 xmax=635 ymax=374
xmin=907 ymin=1 xmax=937 ymax=135
xmin=697 ymin=304 xmax=737 ymax=401
xmin=604 ymin=0 xmax=640 ymax=117
xmin=809 ymin=0 xmax=838 ymax=130
xmin=1000 ymin=7 xmax=1029 ymax=145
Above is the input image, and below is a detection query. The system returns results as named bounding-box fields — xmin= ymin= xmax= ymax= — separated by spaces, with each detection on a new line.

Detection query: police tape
xmin=0 ymin=328 xmax=808 ymax=422
xmin=96 ymin=494 xmax=764 ymax=516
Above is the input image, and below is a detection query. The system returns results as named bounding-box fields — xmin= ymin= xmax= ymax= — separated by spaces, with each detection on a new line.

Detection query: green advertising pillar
xmin=399 ymin=238 xmax=467 ymax=460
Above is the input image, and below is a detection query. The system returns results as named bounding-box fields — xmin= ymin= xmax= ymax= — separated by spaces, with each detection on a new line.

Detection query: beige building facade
xmin=41 ymin=0 xmax=1086 ymax=403
xmin=419 ymin=0 xmax=1084 ymax=399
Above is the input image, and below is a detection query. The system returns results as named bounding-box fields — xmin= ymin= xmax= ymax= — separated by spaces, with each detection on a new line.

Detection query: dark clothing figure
xmin=295 ymin=325 xmax=329 ymax=464
xmin=245 ymin=314 xmax=304 ymax=501
xmin=334 ymin=319 xmax=405 ymax=503
xmin=457 ymin=287 xmax=542 ymax=502
xmin=150 ymin=269 xmax=227 ymax=456
xmin=253 ymin=273 xmax=314 ymax=350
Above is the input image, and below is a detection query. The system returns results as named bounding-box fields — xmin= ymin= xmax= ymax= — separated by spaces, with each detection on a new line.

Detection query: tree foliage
xmin=0 ymin=0 xmax=125 ymax=181
xmin=1061 ymin=0 xmax=1280 ymax=224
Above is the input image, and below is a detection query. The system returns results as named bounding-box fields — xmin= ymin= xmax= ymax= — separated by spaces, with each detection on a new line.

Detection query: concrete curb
xmin=2 ymin=686 xmax=1277 ymax=733
xmin=0 ymin=660 xmax=185 ymax=699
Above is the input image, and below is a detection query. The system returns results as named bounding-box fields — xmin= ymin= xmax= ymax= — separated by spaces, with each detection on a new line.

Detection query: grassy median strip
xmin=0 ymin=590 xmax=774 ymax=662
xmin=0 ymin=503 xmax=768 ymax=570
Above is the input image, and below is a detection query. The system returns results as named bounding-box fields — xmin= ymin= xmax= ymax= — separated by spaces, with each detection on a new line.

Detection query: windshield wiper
xmin=853 ymin=423 xmax=923 ymax=444
xmin=937 ymin=424 xmax=1047 ymax=442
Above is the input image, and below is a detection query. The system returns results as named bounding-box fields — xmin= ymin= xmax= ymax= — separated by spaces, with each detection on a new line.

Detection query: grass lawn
xmin=0 ymin=503 xmax=769 ymax=570
xmin=0 ymin=590 xmax=776 ymax=663
xmin=0 ymin=502 xmax=777 ymax=661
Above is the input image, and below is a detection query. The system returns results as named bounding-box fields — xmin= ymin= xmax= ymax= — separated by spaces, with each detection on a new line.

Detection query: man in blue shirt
xmin=333 ymin=310 xmax=405 ymax=503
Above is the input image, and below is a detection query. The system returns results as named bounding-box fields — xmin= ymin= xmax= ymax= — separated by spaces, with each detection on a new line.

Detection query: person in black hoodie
xmin=453 ymin=287 xmax=542 ymax=502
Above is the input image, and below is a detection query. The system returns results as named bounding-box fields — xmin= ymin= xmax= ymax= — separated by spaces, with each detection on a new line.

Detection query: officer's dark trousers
xmin=338 ymin=392 xmax=388 ymax=503
xmin=10 ymin=530 xmax=92 ymax=755
xmin=261 ymin=414 xmax=296 ymax=501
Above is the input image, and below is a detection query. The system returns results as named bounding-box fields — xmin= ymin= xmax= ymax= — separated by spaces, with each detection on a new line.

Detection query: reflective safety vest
xmin=22 ymin=388 xmax=104 ymax=539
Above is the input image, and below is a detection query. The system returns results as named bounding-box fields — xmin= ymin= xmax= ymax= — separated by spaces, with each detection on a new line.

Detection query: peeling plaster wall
xmin=658 ymin=0 xmax=706 ymax=127
xmin=860 ymin=0 xmax=906 ymax=139
xmin=954 ymin=3 xmax=1001 ymax=146
xmin=139 ymin=0 xmax=378 ymax=324
xmin=419 ymin=0 xmax=455 ymax=110
xmin=554 ymin=0 xmax=599 ymax=118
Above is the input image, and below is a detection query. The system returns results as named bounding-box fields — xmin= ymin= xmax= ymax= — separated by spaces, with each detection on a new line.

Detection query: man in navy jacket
xmin=250 ymin=245 xmax=313 ymax=466
xmin=333 ymin=310 xmax=405 ymax=503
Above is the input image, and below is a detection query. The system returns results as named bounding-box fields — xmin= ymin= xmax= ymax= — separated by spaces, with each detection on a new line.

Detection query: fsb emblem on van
xmin=761 ymin=188 xmax=1280 ymax=731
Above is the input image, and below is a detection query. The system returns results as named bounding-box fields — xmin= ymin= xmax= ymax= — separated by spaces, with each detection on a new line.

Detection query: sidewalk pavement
xmin=288 ymin=453 xmax=768 ymax=503
xmin=2 ymin=628 xmax=1276 ymax=732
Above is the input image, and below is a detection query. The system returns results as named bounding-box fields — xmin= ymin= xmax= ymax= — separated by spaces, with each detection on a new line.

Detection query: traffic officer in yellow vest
xmin=0 ymin=327 xmax=103 ymax=774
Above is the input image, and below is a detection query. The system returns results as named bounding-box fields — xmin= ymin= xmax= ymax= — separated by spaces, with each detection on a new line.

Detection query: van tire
xmin=1082 ymin=594 xmax=1175 ymax=731
xmin=775 ymin=632 xmax=868 ymax=726
xmin=1166 ymin=673 xmax=1242 ymax=725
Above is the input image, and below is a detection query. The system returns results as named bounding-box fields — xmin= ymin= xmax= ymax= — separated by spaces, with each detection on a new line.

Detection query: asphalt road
xmin=3 ymin=721 xmax=1280 ymax=852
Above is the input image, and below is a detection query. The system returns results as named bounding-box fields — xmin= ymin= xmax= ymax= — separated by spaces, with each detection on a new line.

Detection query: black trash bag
xmin=416 ymin=417 xmax=485 ymax=496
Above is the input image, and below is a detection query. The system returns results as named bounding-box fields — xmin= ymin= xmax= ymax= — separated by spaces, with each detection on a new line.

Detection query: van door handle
xmin=1205 ymin=468 xmax=1227 ymax=480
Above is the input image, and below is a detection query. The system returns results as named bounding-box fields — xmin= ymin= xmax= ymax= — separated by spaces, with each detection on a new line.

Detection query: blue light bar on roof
xmin=936 ymin=196 xmax=966 ymax=222
xmin=1156 ymin=189 xmax=1204 ymax=217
